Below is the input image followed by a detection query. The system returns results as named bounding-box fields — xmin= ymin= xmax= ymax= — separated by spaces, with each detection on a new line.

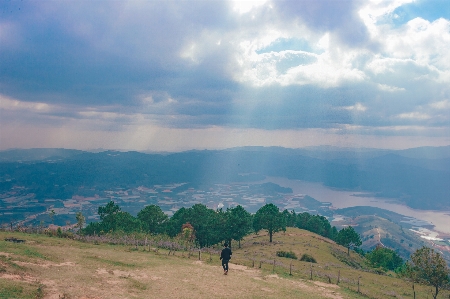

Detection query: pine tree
xmin=336 ymin=226 xmax=362 ymax=255
xmin=253 ymin=203 xmax=286 ymax=242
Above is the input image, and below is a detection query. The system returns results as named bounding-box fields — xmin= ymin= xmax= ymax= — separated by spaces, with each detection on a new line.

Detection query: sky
xmin=1 ymin=0 xmax=450 ymax=152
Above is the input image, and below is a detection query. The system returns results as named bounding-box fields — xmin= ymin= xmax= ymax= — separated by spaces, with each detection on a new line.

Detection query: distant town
xmin=1 ymin=181 xmax=332 ymax=227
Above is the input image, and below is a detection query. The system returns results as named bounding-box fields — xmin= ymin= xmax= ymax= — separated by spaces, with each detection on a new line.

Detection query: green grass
xmin=299 ymin=253 xmax=316 ymax=263
xmin=0 ymin=280 xmax=43 ymax=299
xmin=84 ymin=255 xmax=138 ymax=268
xmin=0 ymin=256 xmax=26 ymax=272
xmin=128 ymin=277 xmax=148 ymax=290
xmin=22 ymin=248 xmax=47 ymax=260
xmin=0 ymin=235 xmax=50 ymax=261
xmin=276 ymin=250 xmax=298 ymax=259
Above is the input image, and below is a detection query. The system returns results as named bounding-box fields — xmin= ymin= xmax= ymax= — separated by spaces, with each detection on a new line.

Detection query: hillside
xmin=1 ymin=228 xmax=448 ymax=299
xmin=333 ymin=207 xmax=430 ymax=259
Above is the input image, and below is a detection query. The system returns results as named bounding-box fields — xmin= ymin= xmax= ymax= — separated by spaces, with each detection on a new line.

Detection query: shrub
xmin=330 ymin=247 xmax=363 ymax=269
xmin=365 ymin=247 xmax=403 ymax=271
xmin=300 ymin=253 xmax=317 ymax=263
xmin=276 ymin=250 xmax=298 ymax=259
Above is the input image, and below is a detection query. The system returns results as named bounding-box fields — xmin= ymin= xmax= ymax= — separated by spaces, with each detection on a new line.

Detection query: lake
xmin=264 ymin=177 xmax=450 ymax=235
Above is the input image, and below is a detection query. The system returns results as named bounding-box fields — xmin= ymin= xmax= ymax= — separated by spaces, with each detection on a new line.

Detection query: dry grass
xmin=1 ymin=229 xmax=449 ymax=299
xmin=232 ymin=228 xmax=450 ymax=299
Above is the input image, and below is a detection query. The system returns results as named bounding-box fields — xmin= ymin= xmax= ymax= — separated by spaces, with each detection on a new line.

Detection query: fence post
xmin=198 ymin=250 xmax=201 ymax=260
xmin=310 ymin=263 xmax=313 ymax=280
xmin=259 ymin=261 xmax=262 ymax=268
xmin=273 ymin=259 xmax=275 ymax=272
xmin=357 ymin=276 xmax=361 ymax=293
xmin=337 ymin=270 xmax=340 ymax=285
xmin=289 ymin=262 xmax=292 ymax=276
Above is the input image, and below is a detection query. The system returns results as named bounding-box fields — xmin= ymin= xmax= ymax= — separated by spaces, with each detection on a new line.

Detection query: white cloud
xmin=0 ymin=95 xmax=53 ymax=112
xmin=377 ymin=83 xmax=405 ymax=92
xmin=430 ymin=100 xmax=450 ymax=110
xmin=0 ymin=21 xmax=22 ymax=49
xmin=366 ymin=57 xmax=410 ymax=75
xmin=139 ymin=92 xmax=177 ymax=106
xmin=317 ymin=33 xmax=330 ymax=50
xmin=359 ymin=0 xmax=415 ymax=38
xmin=77 ymin=110 xmax=129 ymax=120
xmin=180 ymin=42 xmax=200 ymax=64
xmin=236 ymin=47 xmax=366 ymax=87
xmin=397 ymin=112 xmax=431 ymax=120
xmin=382 ymin=18 xmax=450 ymax=68
xmin=344 ymin=103 xmax=367 ymax=112
xmin=231 ymin=0 xmax=268 ymax=14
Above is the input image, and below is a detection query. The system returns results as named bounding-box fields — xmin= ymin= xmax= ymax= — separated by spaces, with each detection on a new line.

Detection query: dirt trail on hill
xmin=89 ymin=260 xmax=344 ymax=299
xmin=1 ymin=251 xmax=346 ymax=299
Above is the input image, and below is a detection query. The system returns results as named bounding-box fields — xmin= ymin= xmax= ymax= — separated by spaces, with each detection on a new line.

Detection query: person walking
xmin=220 ymin=243 xmax=232 ymax=275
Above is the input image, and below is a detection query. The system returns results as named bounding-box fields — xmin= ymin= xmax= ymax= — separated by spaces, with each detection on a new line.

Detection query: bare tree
xmin=75 ymin=211 xmax=85 ymax=233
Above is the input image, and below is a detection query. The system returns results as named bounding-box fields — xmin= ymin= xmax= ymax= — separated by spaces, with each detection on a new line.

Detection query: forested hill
xmin=0 ymin=146 xmax=449 ymax=210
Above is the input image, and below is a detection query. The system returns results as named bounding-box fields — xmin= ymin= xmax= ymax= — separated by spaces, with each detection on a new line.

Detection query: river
xmin=264 ymin=177 xmax=450 ymax=235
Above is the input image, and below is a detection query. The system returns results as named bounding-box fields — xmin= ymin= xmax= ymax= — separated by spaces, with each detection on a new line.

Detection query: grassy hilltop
xmin=1 ymin=228 xmax=449 ymax=299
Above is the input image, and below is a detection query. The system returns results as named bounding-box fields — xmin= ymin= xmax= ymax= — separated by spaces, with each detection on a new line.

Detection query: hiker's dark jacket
xmin=220 ymin=247 xmax=232 ymax=261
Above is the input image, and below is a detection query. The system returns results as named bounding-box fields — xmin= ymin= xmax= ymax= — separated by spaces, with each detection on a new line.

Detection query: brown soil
xmin=1 ymin=251 xmax=345 ymax=299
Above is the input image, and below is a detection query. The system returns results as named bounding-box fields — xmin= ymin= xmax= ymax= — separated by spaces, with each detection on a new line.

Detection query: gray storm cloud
xmin=0 ymin=0 xmax=449 ymax=150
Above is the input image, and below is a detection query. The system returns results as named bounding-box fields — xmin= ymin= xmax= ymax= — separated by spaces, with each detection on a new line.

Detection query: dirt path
xmin=376 ymin=228 xmax=385 ymax=247
xmin=1 ymin=249 xmax=347 ymax=299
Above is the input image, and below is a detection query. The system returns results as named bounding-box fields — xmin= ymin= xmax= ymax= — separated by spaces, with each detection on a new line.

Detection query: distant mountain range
xmin=1 ymin=146 xmax=449 ymax=210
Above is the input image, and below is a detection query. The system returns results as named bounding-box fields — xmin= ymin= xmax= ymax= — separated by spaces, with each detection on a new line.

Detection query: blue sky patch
xmin=276 ymin=52 xmax=317 ymax=74
xmin=392 ymin=0 xmax=450 ymax=26
xmin=256 ymin=38 xmax=317 ymax=54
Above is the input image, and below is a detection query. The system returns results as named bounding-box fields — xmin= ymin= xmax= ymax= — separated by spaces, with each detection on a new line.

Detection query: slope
xmin=0 ymin=228 xmax=448 ymax=299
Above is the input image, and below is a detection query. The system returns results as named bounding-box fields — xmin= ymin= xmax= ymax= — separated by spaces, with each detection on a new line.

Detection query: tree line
xmin=81 ymin=201 xmax=363 ymax=251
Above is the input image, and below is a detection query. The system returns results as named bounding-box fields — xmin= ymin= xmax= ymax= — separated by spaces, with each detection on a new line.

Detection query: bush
xmin=276 ymin=250 xmax=298 ymax=259
xmin=44 ymin=227 xmax=75 ymax=239
xmin=300 ymin=254 xmax=316 ymax=263
xmin=365 ymin=247 xmax=403 ymax=271
xmin=330 ymin=247 xmax=363 ymax=269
